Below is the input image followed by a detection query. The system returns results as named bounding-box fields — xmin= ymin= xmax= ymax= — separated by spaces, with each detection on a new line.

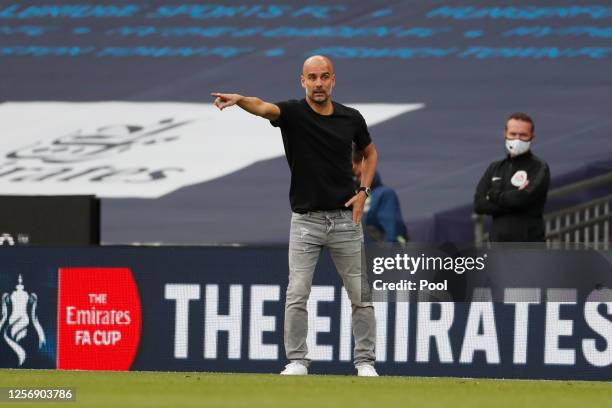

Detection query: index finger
xmin=210 ymin=92 xmax=224 ymax=97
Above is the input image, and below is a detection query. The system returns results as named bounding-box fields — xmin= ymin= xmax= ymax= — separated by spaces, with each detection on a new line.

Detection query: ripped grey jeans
xmin=285 ymin=209 xmax=376 ymax=367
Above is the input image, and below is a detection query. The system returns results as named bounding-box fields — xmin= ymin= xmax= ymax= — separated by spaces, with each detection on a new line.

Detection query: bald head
xmin=302 ymin=55 xmax=334 ymax=75
xmin=301 ymin=55 xmax=336 ymax=106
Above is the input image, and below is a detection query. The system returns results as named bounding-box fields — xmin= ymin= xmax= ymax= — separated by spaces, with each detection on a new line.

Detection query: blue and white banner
xmin=0 ymin=246 xmax=610 ymax=380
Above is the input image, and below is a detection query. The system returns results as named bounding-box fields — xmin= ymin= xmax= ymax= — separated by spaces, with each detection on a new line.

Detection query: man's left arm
xmin=494 ymin=163 xmax=550 ymax=209
xmin=345 ymin=143 xmax=378 ymax=222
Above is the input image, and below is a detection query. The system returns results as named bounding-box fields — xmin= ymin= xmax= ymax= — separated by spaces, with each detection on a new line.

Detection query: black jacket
xmin=474 ymin=151 xmax=550 ymax=242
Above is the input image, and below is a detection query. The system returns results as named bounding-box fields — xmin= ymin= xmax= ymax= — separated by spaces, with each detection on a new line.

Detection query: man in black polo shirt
xmin=212 ymin=55 xmax=379 ymax=376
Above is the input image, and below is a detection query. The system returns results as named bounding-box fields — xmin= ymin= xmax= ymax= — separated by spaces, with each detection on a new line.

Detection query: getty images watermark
xmin=371 ymin=252 xmax=487 ymax=292
xmin=363 ymin=243 xmax=612 ymax=302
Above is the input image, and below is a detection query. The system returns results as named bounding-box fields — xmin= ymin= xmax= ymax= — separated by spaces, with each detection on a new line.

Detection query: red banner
xmin=57 ymin=268 xmax=141 ymax=370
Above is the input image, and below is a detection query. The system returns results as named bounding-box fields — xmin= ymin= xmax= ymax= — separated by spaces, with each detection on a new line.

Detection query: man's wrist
xmin=358 ymin=186 xmax=371 ymax=197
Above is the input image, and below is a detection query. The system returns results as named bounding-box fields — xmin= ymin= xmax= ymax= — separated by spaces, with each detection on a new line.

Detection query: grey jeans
xmin=285 ymin=209 xmax=376 ymax=367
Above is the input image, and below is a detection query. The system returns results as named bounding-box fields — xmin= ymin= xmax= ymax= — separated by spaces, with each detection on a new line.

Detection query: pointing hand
xmin=211 ymin=93 xmax=242 ymax=110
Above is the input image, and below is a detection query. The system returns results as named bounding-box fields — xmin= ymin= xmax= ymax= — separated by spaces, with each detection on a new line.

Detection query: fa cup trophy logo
xmin=0 ymin=275 xmax=46 ymax=366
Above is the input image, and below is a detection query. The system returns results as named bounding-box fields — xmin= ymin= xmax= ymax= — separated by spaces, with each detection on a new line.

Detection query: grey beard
xmin=309 ymin=94 xmax=328 ymax=105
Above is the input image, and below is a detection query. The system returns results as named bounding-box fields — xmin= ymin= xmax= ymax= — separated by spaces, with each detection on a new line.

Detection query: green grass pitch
xmin=0 ymin=369 xmax=610 ymax=408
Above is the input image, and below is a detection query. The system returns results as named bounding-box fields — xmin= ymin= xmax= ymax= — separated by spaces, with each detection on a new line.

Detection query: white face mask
xmin=505 ymin=139 xmax=531 ymax=157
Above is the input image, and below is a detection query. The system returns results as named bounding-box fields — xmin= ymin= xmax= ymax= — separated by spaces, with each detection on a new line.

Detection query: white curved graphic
xmin=0 ymin=102 xmax=424 ymax=198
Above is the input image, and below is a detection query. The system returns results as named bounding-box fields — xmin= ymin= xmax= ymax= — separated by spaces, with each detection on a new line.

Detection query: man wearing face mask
xmin=474 ymin=112 xmax=550 ymax=242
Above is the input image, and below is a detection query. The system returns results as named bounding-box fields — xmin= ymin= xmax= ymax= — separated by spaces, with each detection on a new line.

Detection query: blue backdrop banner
xmin=0 ymin=246 xmax=610 ymax=380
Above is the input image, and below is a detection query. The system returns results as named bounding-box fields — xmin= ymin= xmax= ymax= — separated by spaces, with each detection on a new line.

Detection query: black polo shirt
xmin=271 ymin=99 xmax=372 ymax=213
